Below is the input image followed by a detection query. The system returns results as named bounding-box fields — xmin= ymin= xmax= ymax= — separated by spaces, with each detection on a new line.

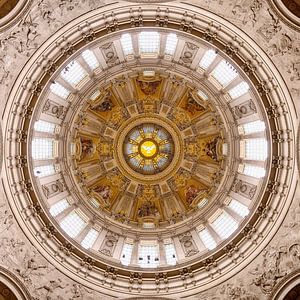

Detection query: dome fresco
xmin=1 ymin=2 xmax=297 ymax=298
xmin=71 ymin=72 xmax=225 ymax=226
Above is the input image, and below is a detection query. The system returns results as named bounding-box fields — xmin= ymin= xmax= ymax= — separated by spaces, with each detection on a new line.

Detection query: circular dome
xmin=2 ymin=2 xmax=297 ymax=298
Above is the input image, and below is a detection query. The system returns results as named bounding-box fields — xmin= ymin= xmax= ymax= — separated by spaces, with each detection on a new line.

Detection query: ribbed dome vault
xmin=2 ymin=2 xmax=297 ymax=298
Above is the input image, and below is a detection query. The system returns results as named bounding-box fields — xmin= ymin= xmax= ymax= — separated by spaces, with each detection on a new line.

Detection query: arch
xmin=271 ymin=270 xmax=300 ymax=299
xmin=0 ymin=267 xmax=31 ymax=300
xmin=0 ymin=0 xmax=32 ymax=32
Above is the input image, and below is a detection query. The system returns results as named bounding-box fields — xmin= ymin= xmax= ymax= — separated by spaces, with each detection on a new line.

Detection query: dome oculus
xmin=139 ymin=140 xmax=158 ymax=158
xmin=123 ymin=124 xmax=175 ymax=175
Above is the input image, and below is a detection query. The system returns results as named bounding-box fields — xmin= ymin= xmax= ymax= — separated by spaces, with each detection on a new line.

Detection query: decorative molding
xmin=0 ymin=1 xmax=298 ymax=298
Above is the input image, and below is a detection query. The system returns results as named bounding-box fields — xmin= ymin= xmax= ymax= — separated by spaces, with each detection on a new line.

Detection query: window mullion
xmin=172 ymin=236 xmax=186 ymax=261
xmin=159 ymin=33 xmax=167 ymax=58
xmin=91 ymin=47 xmax=108 ymax=69
xmin=205 ymin=223 xmax=222 ymax=244
xmin=55 ymin=75 xmax=77 ymax=93
xmin=91 ymin=228 xmax=107 ymax=251
xmin=131 ymin=33 xmax=139 ymax=58
xmin=75 ymin=222 xmax=92 ymax=243
xmin=159 ymin=239 xmax=167 ymax=266
xmin=190 ymin=48 xmax=205 ymax=69
xmin=113 ymin=39 xmax=126 ymax=62
xmin=191 ymin=229 xmax=206 ymax=253
xmin=130 ymin=239 xmax=140 ymax=266
xmin=76 ymin=55 xmax=94 ymax=76
xmin=206 ymin=55 xmax=222 ymax=75
xmin=55 ymin=205 xmax=75 ymax=223
xmin=223 ymin=77 xmax=243 ymax=93
xmin=223 ymin=206 xmax=243 ymax=223
xmin=113 ymin=236 xmax=125 ymax=260
xmin=173 ymin=38 xmax=185 ymax=62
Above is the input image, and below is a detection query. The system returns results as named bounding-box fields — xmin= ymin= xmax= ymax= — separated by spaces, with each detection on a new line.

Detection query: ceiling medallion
xmin=123 ymin=123 xmax=175 ymax=175
xmin=116 ymin=115 xmax=181 ymax=183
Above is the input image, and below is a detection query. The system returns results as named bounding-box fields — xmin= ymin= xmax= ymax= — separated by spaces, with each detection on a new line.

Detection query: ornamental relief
xmin=256 ymin=8 xmax=282 ymax=42
xmin=249 ymin=203 xmax=300 ymax=296
xmin=179 ymin=42 xmax=199 ymax=67
xmin=232 ymin=179 xmax=257 ymax=199
xmin=232 ymin=100 xmax=257 ymax=119
xmin=43 ymin=100 xmax=68 ymax=119
xmin=100 ymin=233 xmax=118 ymax=257
xmin=0 ymin=194 xmax=110 ymax=300
xmin=100 ymin=42 xmax=120 ymax=67
xmin=198 ymin=192 xmax=300 ymax=300
xmin=182 ymin=0 xmax=300 ymax=91
xmin=42 ymin=179 xmax=67 ymax=198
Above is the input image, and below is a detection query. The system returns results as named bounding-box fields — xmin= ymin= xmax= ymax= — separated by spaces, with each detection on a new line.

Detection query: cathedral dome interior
xmin=0 ymin=0 xmax=299 ymax=299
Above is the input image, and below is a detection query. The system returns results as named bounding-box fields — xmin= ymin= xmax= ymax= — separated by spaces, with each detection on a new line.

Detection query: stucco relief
xmin=198 ymin=281 xmax=260 ymax=300
xmin=0 ymin=190 xmax=113 ymax=300
xmin=249 ymin=201 xmax=300 ymax=296
xmin=0 ymin=0 xmax=107 ymax=114
xmin=182 ymin=0 xmax=299 ymax=95
xmin=231 ymin=0 xmax=262 ymax=26
xmin=196 ymin=190 xmax=300 ymax=299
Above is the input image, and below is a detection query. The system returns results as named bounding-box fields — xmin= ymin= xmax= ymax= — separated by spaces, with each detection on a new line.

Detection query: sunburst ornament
xmin=123 ymin=124 xmax=174 ymax=175
xmin=139 ymin=140 xmax=158 ymax=158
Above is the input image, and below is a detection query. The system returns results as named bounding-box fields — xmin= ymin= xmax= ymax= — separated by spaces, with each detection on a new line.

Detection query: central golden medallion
xmin=122 ymin=123 xmax=175 ymax=175
xmin=139 ymin=139 xmax=158 ymax=158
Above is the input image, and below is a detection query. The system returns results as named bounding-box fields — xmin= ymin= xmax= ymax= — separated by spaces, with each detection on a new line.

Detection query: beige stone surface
xmin=0 ymin=0 xmax=299 ymax=299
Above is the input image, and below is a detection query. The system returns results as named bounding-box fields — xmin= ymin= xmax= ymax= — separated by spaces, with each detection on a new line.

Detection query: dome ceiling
xmin=26 ymin=25 xmax=271 ymax=272
xmin=2 ymin=2 xmax=297 ymax=297
xmin=72 ymin=73 xmax=225 ymax=226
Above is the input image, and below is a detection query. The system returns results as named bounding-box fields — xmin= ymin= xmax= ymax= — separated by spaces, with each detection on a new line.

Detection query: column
xmin=131 ymin=33 xmax=139 ymax=58
xmin=76 ymin=55 xmax=93 ymax=77
xmin=55 ymin=76 xmax=77 ymax=93
xmin=92 ymin=228 xmax=107 ymax=251
xmin=75 ymin=223 xmax=92 ymax=244
xmin=55 ymin=204 xmax=74 ymax=223
xmin=158 ymin=239 xmax=167 ymax=267
xmin=159 ymin=33 xmax=167 ymax=58
xmin=113 ymin=236 xmax=125 ymax=260
xmin=206 ymin=223 xmax=222 ymax=243
xmin=223 ymin=205 xmax=243 ymax=223
xmin=173 ymin=236 xmax=185 ymax=261
xmin=130 ymin=239 xmax=139 ymax=266
xmin=191 ymin=229 xmax=206 ymax=253
xmin=39 ymin=173 xmax=61 ymax=185
xmin=47 ymin=190 xmax=69 ymax=206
